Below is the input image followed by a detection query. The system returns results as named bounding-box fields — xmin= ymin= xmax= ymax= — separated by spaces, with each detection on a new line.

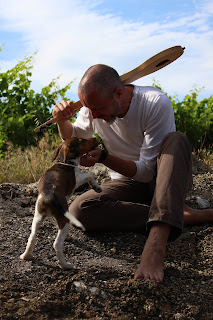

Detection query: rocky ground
xmin=0 ymin=157 xmax=212 ymax=320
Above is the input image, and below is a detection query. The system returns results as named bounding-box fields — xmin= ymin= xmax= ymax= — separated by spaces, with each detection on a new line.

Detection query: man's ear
xmin=52 ymin=145 xmax=62 ymax=161
xmin=114 ymin=87 xmax=123 ymax=99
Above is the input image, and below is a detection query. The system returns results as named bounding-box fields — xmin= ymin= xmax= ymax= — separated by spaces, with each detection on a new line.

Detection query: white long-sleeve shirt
xmin=72 ymin=85 xmax=176 ymax=182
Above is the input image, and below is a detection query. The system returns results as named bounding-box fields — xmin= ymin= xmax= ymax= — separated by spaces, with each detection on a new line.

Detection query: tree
xmin=0 ymin=52 xmax=72 ymax=155
xmin=153 ymin=83 xmax=213 ymax=151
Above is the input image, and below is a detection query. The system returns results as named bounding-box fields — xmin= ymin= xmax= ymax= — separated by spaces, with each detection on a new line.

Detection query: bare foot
xmin=184 ymin=205 xmax=213 ymax=224
xmin=134 ymin=238 xmax=165 ymax=283
xmin=134 ymin=223 xmax=170 ymax=283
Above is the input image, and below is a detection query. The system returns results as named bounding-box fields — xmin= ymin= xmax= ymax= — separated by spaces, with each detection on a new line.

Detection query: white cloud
xmin=201 ymin=0 xmax=213 ymax=13
xmin=0 ymin=0 xmax=212 ymax=102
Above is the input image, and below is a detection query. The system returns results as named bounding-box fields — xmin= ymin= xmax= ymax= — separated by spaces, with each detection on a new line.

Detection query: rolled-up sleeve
xmin=72 ymin=107 xmax=94 ymax=138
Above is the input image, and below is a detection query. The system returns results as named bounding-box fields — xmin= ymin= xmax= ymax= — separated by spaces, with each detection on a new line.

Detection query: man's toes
xmin=134 ymin=268 xmax=164 ymax=283
xmin=134 ymin=273 xmax=141 ymax=279
xmin=151 ymin=272 xmax=164 ymax=283
xmin=157 ymin=273 xmax=164 ymax=283
xmin=134 ymin=268 xmax=146 ymax=279
xmin=134 ymin=269 xmax=142 ymax=279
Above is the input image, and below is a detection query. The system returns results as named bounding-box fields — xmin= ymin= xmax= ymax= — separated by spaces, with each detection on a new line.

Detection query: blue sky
xmin=0 ymin=0 xmax=213 ymax=104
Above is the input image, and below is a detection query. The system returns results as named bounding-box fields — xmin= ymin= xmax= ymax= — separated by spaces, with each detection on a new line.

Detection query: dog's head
xmin=53 ymin=137 xmax=99 ymax=163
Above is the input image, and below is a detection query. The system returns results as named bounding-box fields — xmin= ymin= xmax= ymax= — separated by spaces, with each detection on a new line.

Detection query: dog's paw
xmin=93 ymin=186 xmax=102 ymax=193
xmin=20 ymin=253 xmax=32 ymax=260
xmin=60 ymin=262 xmax=73 ymax=270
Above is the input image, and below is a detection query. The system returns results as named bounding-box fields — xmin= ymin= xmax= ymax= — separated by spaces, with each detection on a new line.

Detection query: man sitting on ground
xmin=53 ymin=64 xmax=213 ymax=283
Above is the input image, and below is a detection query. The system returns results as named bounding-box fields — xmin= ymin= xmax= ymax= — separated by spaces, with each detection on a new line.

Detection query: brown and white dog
xmin=20 ymin=137 xmax=102 ymax=269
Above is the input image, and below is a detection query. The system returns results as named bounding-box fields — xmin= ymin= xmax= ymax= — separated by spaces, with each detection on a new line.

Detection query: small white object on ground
xmin=196 ymin=197 xmax=210 ymax=209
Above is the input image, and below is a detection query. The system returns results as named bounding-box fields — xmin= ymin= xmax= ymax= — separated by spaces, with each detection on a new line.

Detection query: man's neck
xmin=117 ymin=85 xmax=134 ymax=118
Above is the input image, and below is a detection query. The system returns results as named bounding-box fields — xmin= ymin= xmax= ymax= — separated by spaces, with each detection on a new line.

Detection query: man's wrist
xmin=98 ymin=149 xmax=109 ymax=163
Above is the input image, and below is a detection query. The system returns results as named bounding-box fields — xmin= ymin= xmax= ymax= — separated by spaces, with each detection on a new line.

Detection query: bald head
xmin=78 ymin=64 xmax=124 ymax=99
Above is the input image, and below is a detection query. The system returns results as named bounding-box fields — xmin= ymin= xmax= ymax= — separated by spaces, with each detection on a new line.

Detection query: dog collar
xmin=57 ymin=162 xmax=77 ymax=168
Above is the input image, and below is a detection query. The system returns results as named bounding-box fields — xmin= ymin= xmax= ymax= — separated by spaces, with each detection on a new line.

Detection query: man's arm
xmin=56 ymin=119 xmax=73 ymax=140
xmin=52 ymin=100 xmax=79 ymax=140
xmin=80 ymin=149 xmax=137 ymax=178
xmin=102 ymin=153 xmax=137 ymax=178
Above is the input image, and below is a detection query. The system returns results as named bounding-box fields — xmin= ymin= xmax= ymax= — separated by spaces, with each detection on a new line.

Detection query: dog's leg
xmin=53 ymin=222 xmax=72 ymax=269
xmin=75 ymin=172 xmax=102 ymax=193
xmin=20 ymin=202 xmax=44 ymax=260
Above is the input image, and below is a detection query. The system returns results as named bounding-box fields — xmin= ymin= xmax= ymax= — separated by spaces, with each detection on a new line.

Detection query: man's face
xmin=79 ymin=90 xmax=121 ymax=125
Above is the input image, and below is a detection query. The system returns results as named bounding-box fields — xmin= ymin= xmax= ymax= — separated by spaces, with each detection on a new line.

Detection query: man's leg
xmin=69 ymin=178 xmax=153 ymax=232
xmin=135 ymin=132 xmax=193 ymax=283
xmin=134 ymin=223 xmax=171 ymax=283
xmin=134 ymin=206 xmax=213 ymax=283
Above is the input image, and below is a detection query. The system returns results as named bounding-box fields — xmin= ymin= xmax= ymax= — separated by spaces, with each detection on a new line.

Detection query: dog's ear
xmin=52 ymin=145 xmax=62 ymax=161
xmin=53 ymin=145 xmax=71 ymax=163
xmin=62 ymin=145 xmax=70 ymax=162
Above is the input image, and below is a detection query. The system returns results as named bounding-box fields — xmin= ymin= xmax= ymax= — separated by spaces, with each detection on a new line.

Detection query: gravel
xmin=0 ymin=159 xmax=212 ymax=320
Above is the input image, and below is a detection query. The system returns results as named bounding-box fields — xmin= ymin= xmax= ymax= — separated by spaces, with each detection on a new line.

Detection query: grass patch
xmin=195 ymin=147 xmax=213 ymax=166
xmin=0 ymin=133 xmax=61 ymax=184
xmin=0 ymin=133 xmax=212 ymax=185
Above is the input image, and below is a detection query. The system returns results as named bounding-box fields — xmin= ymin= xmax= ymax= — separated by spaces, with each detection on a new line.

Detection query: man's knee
xmin=167 ymin=131 xmax=190 ymax=146
xmin=159 ymin=131 xmax=192 ymax=157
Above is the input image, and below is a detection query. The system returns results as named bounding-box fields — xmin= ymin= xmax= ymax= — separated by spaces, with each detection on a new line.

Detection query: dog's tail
xmin=38 ymin=193 xmax=85 ymax=231
xmin=64 ymin=211 xmax=86 ymax=231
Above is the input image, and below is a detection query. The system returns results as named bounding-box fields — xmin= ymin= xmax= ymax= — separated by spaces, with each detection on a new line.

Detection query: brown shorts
xmin=69 ymin=132 xmax=192 ymax=240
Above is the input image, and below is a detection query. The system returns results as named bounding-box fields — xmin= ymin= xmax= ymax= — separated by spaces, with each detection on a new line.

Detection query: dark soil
xmin=0 ymin=157 xmax=212 ymax=320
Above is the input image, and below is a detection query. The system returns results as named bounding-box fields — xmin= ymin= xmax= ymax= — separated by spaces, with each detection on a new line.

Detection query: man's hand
xmin=52 ymin=100 xmax=78 ymax=123
xmin=80 ymin=149 xmax=102 ymax=167
xmin=52 ymin=100 xmax=80 ymax=139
